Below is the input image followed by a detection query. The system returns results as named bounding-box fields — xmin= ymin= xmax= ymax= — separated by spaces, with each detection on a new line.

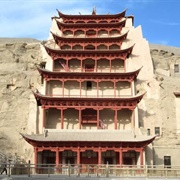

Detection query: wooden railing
xmin=1 ymin=163 xmax=180 ymax=178
xmin=45 ymin=94 xmax=131 ymax=98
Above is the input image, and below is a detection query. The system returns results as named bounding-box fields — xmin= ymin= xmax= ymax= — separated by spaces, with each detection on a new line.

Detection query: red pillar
xmin=80 ymin=81 xmax=82 ymax=97
xmin=95 ymin=59 xmax=97 ymax=72
xmin=140 ymin=149 xmax=144 ymax=166
xmin=61 ymin=108 xmax=64 ymax=129
xmin=56 ymin=148 xmax=59 ymax=165
xmin=98 ymin=148 xmax=102 ymax=164
xmin=97 ymin=109 xmax=100 ymax=129
xmin=119 ymin=149 xmax=123 ymax=165
xmin=34 ymin=147 xmax=38 ymax=173
xmin=77 ymin=148 xmax=80 ymax=164
xmin=62 ymin=80 xmax=64 ymax=97
xmin=56 ymin=148 xmax=60 ymax=172
xmin=67 ymin=60 xmax=69 ymax=70
xmin=96 ymin=80 xmax=99 ymax=98
xmin=109 ymin=59 xmax=112 ymax=72
xmin=79 ymin=109 xmax=82 ymax=129
xmin=113 ymin=80 xmax=116 ymax=97
xmin=114 ymin=109 xmax=118 ymax=130
xmin=80 ymin=60 xmax=83 ymax=72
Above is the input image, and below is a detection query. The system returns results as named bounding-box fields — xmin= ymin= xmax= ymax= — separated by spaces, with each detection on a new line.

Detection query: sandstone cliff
xmin=137 ymin=44 xmax=180 ymax=147
xmin=0 ymin=38 xmax=43 ymax=161
xmin=0 ymin=38 xmax=180 ymax=162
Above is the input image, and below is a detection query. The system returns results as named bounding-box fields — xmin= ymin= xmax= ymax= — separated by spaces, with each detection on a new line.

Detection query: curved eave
xmin=44 ymin=44 xmax=134 ymax=57
xmin=51 ymin=31 xmax=128 ymax=43
xmin=33 ymin=91 xmax=145 ymax=102
xmin=56 ymin=18 xmax=126 ymax=28
xmin=21 ymin=132 xmax=155 ymax=148
xmin=57 ymin=9 xmax=127 ymax=19
xmin=37 ymin=65 xmax=141 ymax=80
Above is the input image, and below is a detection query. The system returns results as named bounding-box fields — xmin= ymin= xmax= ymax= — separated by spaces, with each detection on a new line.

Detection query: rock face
xmin=0 ymin=38 xmax=180 ymax=164
xmin=0 ymin=38 xmax=43 ymax=161
xmin=133 ymin=43 xmax=180 ymax=165
xmin=149 ymin=44 xmax=180 ymax=144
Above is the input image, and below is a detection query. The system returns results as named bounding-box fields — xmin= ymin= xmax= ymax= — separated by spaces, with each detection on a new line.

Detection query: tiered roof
xmin=51 ymin=31 xmax=129 ymax=46
xmin=33 ymin=91 xmax=145 ymax=110
xmin=22 ymin=130 xmax=155 ymax=148
xmin=37 ymin=66 xmax=141 ymax=82
xmin=44 ymin=44 xmax=134 ymax=60
xmin=56 ymin=19 xmax=126 ymax=29
xmin=57 ymin=9 xmax=126 ymax=21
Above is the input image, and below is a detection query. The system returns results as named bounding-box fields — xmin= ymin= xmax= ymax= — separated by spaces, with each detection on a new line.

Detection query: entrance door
xmin=81 ymin=157 xmax=98 ymax=164
xmin=46 ymin=157 xmax=55 ymax=164
xmin=81 ymin=157 xmax=97 ymax=174
xmin=123 ymin=157 xmax=133 ymax=165
xmin=104 ymin=157 xmax=113 ymax=164
xmin=66 ymin=157 xmax=75 ymax=165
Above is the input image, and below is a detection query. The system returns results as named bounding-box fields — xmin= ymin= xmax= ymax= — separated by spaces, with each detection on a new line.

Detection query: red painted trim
xmin=56 ymin=20 xmax=126 ymax=33
xmin=57 ymin=9 xmax=126 ymax=19
xmin=21 ymin=133 xmax=155 ymax=148
xmin=61 ymin=108 xmax=64 ymax=129
xmin=114 ymin=109 xmax=118 ymax=130
xmin=32 ymin=91 xmax=145 ymax=110
xmin=51 ymin=31 xmax=128 ymax=45
xmin=37 ymin=66 xmax=141 ymax=82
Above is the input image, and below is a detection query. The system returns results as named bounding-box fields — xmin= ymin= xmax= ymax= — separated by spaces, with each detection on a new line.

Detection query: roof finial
xmin=92 ymin=6 xmax=96 ymax=15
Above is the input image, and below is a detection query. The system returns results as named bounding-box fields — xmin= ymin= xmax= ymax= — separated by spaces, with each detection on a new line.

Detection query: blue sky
xmin=0 ymin=0 xmax=180 ymax=47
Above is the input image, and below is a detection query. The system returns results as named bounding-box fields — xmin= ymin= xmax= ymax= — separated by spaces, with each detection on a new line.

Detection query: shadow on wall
xmin=138 ymin=108 xmax=153 ymax=127
xmin=153 ymin=147 xmax=164 ymax=165
xmin=146 ymin=146 xmax=153 ymax=165
xmin=145 ymin=146 xmax=163 ymax=166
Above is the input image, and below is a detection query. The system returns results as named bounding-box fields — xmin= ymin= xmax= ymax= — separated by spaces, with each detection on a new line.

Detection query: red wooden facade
xmin=22 ymin=9 xmax=155 ymax=168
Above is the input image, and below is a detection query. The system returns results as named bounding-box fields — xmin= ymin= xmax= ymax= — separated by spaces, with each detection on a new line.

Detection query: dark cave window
xmin=86 ymin=81 xmax=92 ymax=90
xmin=155 ymin=127 xmax=160 ymax=136
xmin=164 ymin=156 xmax=171 ymax=168
xmin=174 ymin=64 xmax=179 ymax=73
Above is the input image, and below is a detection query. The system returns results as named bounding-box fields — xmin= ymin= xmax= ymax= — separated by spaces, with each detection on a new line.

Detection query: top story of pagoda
xmin=56 ymin=9 xmax=127 ymax=24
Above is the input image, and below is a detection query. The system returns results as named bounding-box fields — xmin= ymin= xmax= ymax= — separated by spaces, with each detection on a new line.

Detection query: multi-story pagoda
xmin=22 ymin=8 xmax=155 ymax=168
